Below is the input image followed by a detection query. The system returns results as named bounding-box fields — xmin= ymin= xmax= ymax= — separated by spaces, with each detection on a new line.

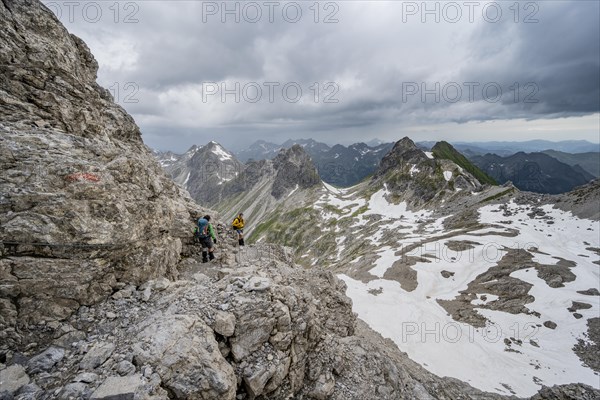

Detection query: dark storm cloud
xmin=50 ymin=0 xmax=600 ymax=149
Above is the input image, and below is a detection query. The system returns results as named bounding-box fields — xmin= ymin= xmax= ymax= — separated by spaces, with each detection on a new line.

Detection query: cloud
xmin=45 ymin=0 xmax=600 ymax=150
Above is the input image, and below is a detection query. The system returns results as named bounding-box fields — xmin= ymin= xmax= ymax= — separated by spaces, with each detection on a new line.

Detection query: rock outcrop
xmin=4 ymin=237 xmax=596 ymax=399
xmin=372 ymin=137 xmax=485 ymax=208
xmin=271 ymin=144 xmax=321 ymax=199
xmin=0 ymin=0 xmax=201 ymax=343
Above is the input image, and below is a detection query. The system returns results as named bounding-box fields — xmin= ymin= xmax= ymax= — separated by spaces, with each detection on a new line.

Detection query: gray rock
xmin=115 ymin=361 xmax=135 ymax=376
xmin=213 ymin=311 xmax=236 ymax=337
xmin=230 ymin=313 xmax=276 ymax=361
xmin=90 ymin=375 xmax=143 ymax=400
xmin=531 ymin=383 xmax=600 ymax=399
xmin=59 ymin=382 xmax=90 ymax=400
xmin=243 ymin=363 xmax=277 ymax=398
xmin=152 ymin=278 xmax=171 ymax=291
xmin=132 ymin=314 xmax=236 ymax=400
xmin=73 ymin=372 xmax=98 ymax=383
xmin=310 ymin=372 xmax=335 ymax=400
xmin=0 ymin=365 xmax=29 ymax=395
xmin=27 ymin=347 xmax=64 ymax=374
xmin=544 ymin=320 xmax=558 ymax=329
xmin=243 ymin=277 xmax=271 ymax=292
xmin=0 ymin=0 xmax=198 ymax=334
xmin=80 ymin=342 xmax=115 ymax=370
xmin=14 ymin=383 xmax=42 ymax=400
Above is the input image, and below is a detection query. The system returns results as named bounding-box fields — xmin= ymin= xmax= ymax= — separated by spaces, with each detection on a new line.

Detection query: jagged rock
xmin=90 ymin=375 xmax=144 ymax=400
xmin=14 ymin=383 xmax=42 ymax=400
xmin=160 ymin=142 xmax=244 ymax=206
xmin=0 ymin=364 xmax=29 ymax=395
xmin=73 ymin=372 xmax=98 ymax=383
xmin=0 ymin=0 xmax=200 ymax=333
xmin=80 ymin=342 xmax=115 ymax=370
xmin=230 ymin=312 xmax=276 ymax=362
xmin=243 ymin=277 xmax=271 ymax=292
xmin=531 ymin=383 xmax=600 ymax=399
xmin=310 ymin=372 xmax=336 ymax=400
xmin=243 ymin=363 xmax=278 ymax=398
xmin=271 ymin=145 xmax=321 ymax=199
xmin=59 ymin=382 xmax=90 ymax=400
xmin=132 ymin=314 xmax=236 ymax=400
xmin=116 ymin=360 xmax=136 ymax=376
xmin=213 ymin=311 xmax=236 ymax=337
xmin=27 ymin=346 xmax=64 ymax=374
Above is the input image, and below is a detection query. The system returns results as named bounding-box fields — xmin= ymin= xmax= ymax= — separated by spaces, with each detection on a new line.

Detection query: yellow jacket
xmin=232 ymin=217 xmax=245 ymax=229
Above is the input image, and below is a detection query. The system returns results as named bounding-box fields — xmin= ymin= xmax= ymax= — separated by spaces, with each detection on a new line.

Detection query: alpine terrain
xmin=1 ymin=1 xmax=599 ymax=400
xmin=199 ymin=138 xmax=600 ymax=398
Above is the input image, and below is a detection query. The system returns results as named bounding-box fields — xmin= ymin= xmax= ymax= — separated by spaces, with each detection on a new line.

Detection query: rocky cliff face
xmin=0 ymin=0 xmax=200 ymax=342
xmin=271 ymin=145 xmax=321 ymax=199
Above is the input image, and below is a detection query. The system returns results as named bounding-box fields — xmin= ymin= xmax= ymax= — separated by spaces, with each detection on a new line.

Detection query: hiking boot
xmin=240 ymin=238 xmax=245 ymax=246
xmin=208 ymin=252 xmax=215 ymax=261
xmin=202 ymin=251 xmax=209 ymax=263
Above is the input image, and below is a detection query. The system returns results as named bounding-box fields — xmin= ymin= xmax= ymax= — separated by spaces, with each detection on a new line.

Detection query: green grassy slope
xmin=432 ymin=141 xmax=497 ymax=185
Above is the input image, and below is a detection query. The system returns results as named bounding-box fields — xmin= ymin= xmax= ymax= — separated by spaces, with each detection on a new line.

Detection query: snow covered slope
xmin=339 ymin=197 xmax=599 ymax=396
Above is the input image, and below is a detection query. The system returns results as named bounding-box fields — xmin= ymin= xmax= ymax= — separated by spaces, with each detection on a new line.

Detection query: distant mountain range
xmin=541 ymin=150 xmax=600 ymax=178
xmin=155 ymin=138 xmax=598 ymax=195
xmin=419 ymin=140 xmax=600 ymax=156
xmin=235 ymin=139 xmax=394 ymax=187
xmin=470 ymin=152 xmax=596 ymax=194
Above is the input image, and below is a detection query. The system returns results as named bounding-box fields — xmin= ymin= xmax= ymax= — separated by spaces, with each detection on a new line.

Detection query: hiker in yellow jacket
xmin=232 ymin=212 xmax=245 ymax=246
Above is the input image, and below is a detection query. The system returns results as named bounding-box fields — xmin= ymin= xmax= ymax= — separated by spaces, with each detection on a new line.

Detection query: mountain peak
xmin=272 ymin=145 xmax=321 ymax=199
xmin=376 ymin=137 xmax=428 ymax=177
xmin=202 ymin=141 xmax=234 ymax=162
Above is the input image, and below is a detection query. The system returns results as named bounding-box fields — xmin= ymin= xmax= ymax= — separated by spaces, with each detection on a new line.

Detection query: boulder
xmin=90 ymin=375 xmax=143 ymax=400
xmin=132 ymin=314 xmax=236 ymax=400
xmin=0 ymin=364 xmax=29 ymax=395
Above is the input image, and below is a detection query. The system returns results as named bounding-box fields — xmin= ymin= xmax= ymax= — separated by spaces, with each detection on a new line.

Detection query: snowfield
xmin=338 ymin=198 xmax=600 ymax=397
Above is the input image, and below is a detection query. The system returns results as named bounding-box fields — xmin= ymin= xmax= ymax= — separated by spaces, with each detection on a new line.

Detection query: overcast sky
xmin=45 ymin=0 xmax=599 ymax=151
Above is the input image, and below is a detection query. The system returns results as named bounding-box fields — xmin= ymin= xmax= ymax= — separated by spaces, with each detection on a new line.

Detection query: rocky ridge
xmin=0 ymin=0 xmax=201 ymax=342
xmin=4 ymin=234 xmax=598 ymax=400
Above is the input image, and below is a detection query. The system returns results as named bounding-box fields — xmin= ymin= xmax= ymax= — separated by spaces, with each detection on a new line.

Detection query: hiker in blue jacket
xmin=196 ymin=215 xmax=216 ymax=263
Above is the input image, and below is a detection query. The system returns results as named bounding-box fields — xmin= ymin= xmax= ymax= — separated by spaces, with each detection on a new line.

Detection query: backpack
xmin=197 ymin=218 xmax=209 ymax=239
xmin=232 ymin=217 xmax=244 ymax=229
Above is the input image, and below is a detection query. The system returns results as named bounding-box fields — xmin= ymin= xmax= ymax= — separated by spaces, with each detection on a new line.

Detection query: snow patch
xmin=211 ymin=144 xmax=233 ymax=161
